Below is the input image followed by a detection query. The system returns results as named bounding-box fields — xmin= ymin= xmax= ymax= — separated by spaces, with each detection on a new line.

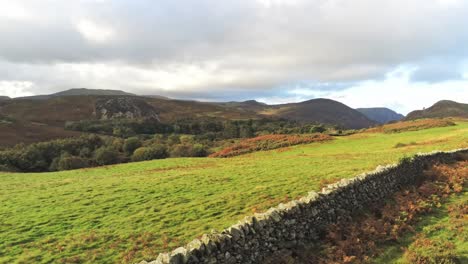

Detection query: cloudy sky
xmin=0 ymin=0 xmax=467 ymax=114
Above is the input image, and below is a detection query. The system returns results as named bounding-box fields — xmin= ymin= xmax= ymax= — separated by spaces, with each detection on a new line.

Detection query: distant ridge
xmin=16 ymin=88 xmax=135 ymax=100
xmin=356 ymin=107 xmax=404 ymax=124
xmin=264 ymin=98 xmax=377 ymax=129
xmin=0 ymin=96 xmax=10 ymax=101
xmin=406 ymin=100 xmax=468 ymax=120
xmin=1 ymin=89 xmax=378 ymax=146
xmin=54 ymin=88 xmax=135 ymax=97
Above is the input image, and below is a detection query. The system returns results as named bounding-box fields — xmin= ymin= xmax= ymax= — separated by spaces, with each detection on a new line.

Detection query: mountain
xmin=0 ymin=89 xmax=378 ymax=146
xmin=0 ymin=96 xmax=10 ymax=101
xmin=16 ymin=88 xmax=135 ymax=100
xmin=260 ymin=98 xmax=377 ymax=129
xmin=356 ymin=107 xmax=404 ymax=124
xmin=1 ymin=93 xmax=376 ymax=129
xmin=214 ymin=100 xmax=268 ymax=112
xmin=406 ymin=100 xmax=468 ymax=120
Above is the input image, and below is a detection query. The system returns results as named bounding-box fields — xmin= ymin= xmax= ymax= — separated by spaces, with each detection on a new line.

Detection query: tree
xmin=94 ymin=147 xmax=120 ymax=165
xmin=132 ymin=145 xmax=168 ymax=161
xmin=123 ymin=137 xmax=142 ymax=154
xmin=310 ymin=125 xmax=326 ymax=133
xmin=239 ymin=125 xmax=254 ymax=138
xmin=223 ymin=121 xmax=239 ymax=138
xmin=191 ymin=144 xmax=208 ymax=157
xmin=53 ymin=155 xmax=90 ymax=171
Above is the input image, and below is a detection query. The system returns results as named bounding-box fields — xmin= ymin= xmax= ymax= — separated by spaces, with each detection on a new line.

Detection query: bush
xmin=123 ymin=137 xmax=142 ymax=154
xmin=95 ymin=147 xmax=120 ymax=165
xmin=53 ymin=155 xmax=90 ymax=171
xmin=310 ymin=125 xmax=326 ymax=133
xmin=132 ymin=145 xmax=168 ymax=162
xmin=170 ymin=143 xmax=209 ymax=157
xmin=191 ymin=144 xmax=208 ymax=157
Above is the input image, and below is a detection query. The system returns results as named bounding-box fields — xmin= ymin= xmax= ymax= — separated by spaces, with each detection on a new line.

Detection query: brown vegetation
xmin=367 ymin=118 xmax=456 ymax=134
xmin=209 ymin=134 xmax=332 ymax=158
xmin=270 ymin=159 xmax=467 ymax=264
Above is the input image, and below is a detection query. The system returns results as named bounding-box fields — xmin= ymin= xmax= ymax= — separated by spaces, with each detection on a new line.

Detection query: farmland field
xmin=1 ymin=121 xmax=468 ymax=263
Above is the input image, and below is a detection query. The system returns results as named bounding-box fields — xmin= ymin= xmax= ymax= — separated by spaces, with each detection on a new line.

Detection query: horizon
xmin=3 ymin=87 xmax=465 ymax=115
xmin=1 ymin=0 xmax=468 ymax=114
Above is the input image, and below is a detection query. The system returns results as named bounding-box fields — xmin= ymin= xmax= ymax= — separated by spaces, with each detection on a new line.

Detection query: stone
xmin=156 ymin=253 xmax=170 ymax=264
xmin=169 ymin=247 xmax=187 ymax=264
xmin=144 ymin=149 xmax=468 ymax=264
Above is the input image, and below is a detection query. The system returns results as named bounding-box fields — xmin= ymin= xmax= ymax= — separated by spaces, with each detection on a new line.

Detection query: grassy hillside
xmin=1 ymin=121 xmax=467 ymax=263
xmin=259 ymin=98 xmax=376 ymax=129
xmin=406 ymin=100 xmax=468 ymax=120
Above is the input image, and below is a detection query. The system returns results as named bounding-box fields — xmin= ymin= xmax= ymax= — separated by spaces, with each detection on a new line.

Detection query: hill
xmin=0 ymin=89 xmax=379 ymax=146
xmin=16 ymin=88 xmax=135 ymax=100
xmin=406 ymin=100 xmax=468 ymax=120
xmin=356 ymin=107 xmax=404 ymax=123
xmin=260 ymin=98 xmax=377 ymax=129
xmin=0 ymin=96 xmax=10 ymax=101
xmin=1 ymin=120 xmax=467 ymax=263
xmin=1 ymin=91 xmax=377 ymax=130
xmin=53 ymin=88 xmax=135 ymax=97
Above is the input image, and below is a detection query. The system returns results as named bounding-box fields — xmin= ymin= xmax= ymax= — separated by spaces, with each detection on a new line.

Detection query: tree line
xmin=1 ymin=118 xmax=334 ymax=172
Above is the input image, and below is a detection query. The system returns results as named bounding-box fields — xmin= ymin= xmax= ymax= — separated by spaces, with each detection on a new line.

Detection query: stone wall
xmin=140 ymin=148 xmax=467 ymax=264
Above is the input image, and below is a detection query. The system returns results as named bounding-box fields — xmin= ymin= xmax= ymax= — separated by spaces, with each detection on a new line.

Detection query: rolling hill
xmin=406 ymin=100 xmax=468 ymax=120
xmin=16 ymin=88 xmax=135 ymax=100
xmin=1 ymin=90 xmax=377 ymax=129
xmin=356 ymin=107 xmax=404 ymax=123
xmin=259 ymin=98 xmax=377 ymax=129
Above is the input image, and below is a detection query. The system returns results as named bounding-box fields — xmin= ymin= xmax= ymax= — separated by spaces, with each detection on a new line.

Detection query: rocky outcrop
xmin=139 ymin=148 xmax=467 ymax=264
xmin=94 ymin=97 xmax=160 ymax=120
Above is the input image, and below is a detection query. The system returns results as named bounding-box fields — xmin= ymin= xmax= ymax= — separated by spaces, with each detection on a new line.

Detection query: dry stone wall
xmin=140 ymin=148 xmax=468 ymax=264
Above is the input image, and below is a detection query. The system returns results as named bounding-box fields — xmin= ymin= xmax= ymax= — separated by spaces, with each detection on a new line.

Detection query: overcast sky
xmin=0 ymin=0 xmax=467 ymax=114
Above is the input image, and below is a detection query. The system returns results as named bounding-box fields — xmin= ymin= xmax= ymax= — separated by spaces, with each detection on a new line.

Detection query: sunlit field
xmin=1 ymin=121 xmax=467 ymax=263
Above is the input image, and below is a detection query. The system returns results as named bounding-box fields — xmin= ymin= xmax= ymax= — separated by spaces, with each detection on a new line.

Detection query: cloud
xmin=0 ymin=81 xmax=35 ymax=97
xmin=75 ymin=19 xmax=116 ymax=44
xmin=0 ymin=0 xmax=467 ymax=112
xmin=258 ymin=67 xmax=468 ymax=114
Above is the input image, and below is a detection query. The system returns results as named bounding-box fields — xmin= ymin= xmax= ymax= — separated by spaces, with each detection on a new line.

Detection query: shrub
xmin=123 ymin=137 xmax=142 ymax=154
xmin=404 ymin=236 xmax=460 ymax=264
xmin=54 ymin=155 xmax=90 ymax=171
xmin=132 ymin=145 xmax=168 ymax=162
xmin=191 ymin=144 xmax=208 ymax=157
xmin=310 ymin=125 xmax=326 ymax=133
xmin=170 ymin=143 xmax=209 ymax=157
xmin=94 ymin=147 xmax=120 ymax=165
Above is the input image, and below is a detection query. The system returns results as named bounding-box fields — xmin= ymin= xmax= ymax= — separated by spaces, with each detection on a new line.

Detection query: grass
xmin=375 ymin=191 xmax=467 ymax=263
xmin=1 ymin=121 xmax=468 ymax=263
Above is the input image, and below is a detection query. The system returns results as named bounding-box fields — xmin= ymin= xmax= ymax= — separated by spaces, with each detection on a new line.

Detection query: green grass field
xmin=1 ymin=121 xmax=467 ymax=263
